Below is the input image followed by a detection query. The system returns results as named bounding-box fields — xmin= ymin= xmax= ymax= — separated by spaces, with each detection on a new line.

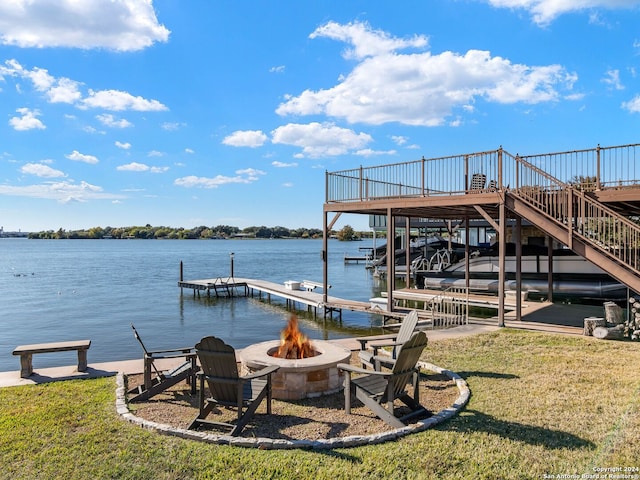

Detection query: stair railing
xmin=511 ymin=154 xmax=640 ymax=275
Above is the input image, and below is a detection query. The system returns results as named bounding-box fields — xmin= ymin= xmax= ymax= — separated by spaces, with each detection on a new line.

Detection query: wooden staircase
xmin=505 ymin=152 xmax=640 ymax=294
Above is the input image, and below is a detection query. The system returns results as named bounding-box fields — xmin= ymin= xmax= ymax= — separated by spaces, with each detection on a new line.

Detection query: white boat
xmin=412 ymin=244 xmax=627 ymax=300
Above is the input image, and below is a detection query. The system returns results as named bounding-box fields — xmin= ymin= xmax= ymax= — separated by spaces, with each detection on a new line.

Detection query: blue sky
xmin=2 ymin=0 xmax=640 ymax=232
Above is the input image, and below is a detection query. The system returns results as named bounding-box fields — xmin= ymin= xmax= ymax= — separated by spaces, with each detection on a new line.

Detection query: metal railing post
xmin=421 ymin=156 xmax=425 ymax=196
xmin=498 ymin=146 xmax=503 ymax=190
xmin=567 ymin=187 xmax=573 ymax=249
xmin=596 ymin=144 xmax=601 ymax=190
xmin=464 ymin=155 xmax=469 ymax=191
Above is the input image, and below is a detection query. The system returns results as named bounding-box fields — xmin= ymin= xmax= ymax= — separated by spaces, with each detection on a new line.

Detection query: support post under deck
xmin=498 ymin=202 xmax=506 ymax=327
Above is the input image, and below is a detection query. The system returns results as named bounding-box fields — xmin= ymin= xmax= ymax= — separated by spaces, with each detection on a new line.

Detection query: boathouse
xmin=321 ymin=143 xmax=640 ymax=326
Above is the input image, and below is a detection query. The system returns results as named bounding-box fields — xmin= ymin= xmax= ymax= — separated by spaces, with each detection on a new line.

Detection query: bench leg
xmin=19 ymin=354 xmax=33 ymax=378
xmin=77 ymin=350 xmax=88 ymax=372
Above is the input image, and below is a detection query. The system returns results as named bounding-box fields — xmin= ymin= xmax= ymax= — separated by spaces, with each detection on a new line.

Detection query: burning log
xmin=274 ymin=315 xmax=316 ymax=359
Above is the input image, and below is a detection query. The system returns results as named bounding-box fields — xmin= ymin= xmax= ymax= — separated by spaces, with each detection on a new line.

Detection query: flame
xmin=274 ymin=315 xmax=315 ymax=359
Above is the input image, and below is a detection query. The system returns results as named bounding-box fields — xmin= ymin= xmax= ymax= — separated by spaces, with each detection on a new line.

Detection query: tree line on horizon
xmin=27 ymin=224 xmax=375 ymax=241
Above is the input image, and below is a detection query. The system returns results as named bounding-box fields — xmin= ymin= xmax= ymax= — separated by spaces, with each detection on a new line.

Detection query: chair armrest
xmin=369 ymin=340 xmax=404 ymax=355
xmin=146 ymin=347 xmax=195 ymax=356
xmin=355 ymin=333 xmax=398 ymax=350
xmin=242 ymin=364 xmax=279 ymax=380
xmin=371 ymin=355 xmax=396 ymax=371
xmin=337 ymin=363 xmax=391 ymax=378
xmin=145 ymin=351 xmax=197 ymax=361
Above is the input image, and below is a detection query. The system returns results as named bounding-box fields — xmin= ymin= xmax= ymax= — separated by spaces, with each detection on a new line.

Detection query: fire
xmin=274 ymin=315 xmax=316 ymax=359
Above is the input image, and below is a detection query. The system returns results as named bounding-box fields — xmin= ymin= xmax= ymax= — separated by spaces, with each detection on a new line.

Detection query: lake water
xmin=0 ymin=238 xmax=389 ymax=372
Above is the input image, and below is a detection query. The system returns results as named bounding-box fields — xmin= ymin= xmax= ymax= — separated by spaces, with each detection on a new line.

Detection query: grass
xmin=1 ymin=329 xmax=640 ymax=479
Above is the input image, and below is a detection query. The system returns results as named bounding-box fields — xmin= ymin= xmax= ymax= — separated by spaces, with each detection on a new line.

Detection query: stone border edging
xmin=115 ymin=360 xmax=470 ymax=450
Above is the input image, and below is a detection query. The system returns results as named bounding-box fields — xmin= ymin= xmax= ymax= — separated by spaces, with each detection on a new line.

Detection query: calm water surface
xmin=0 ymin=238 xmax=388 ymax=372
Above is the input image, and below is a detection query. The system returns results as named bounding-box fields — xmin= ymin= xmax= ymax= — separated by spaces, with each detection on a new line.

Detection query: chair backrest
xmin=195 ymin=336 xmax=240 ymax=403
xmin=389 ymin=331 xmax=428 ymax=397
xmin=470 ymin=173 xmax=486 ymax=190
xmin=396 ymin=310 xmax=419 ymax=344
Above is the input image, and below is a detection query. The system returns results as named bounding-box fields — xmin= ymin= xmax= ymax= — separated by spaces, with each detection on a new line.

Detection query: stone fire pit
xmin=239 ymin=340 xmax=351 ymax=400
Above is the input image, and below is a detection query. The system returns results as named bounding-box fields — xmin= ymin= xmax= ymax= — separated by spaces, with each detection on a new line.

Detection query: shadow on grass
xmin=442 ymin=409 xmax=594 ymax=450
xmin=456 ymin=371 xmax=519 ymax=380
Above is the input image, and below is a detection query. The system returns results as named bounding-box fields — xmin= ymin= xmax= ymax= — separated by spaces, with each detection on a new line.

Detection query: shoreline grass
xmin=1 ymin=329 xmax=640 ymax=479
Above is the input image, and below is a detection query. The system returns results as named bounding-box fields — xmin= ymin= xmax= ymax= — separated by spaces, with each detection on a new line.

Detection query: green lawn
xmin=1 ymin=329 xmax=639 ymax=479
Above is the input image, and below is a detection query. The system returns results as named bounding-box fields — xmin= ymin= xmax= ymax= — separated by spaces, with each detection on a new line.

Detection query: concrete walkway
xmin=0 ymin=323 xmax=500 ymax=388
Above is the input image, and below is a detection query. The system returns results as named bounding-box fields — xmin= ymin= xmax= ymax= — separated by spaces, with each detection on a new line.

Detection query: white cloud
xmin=117 ymin=162 xmax=169 ymax=173
xmin=117 ymin=162 xmax=149 ymax=172
xmin=0 ymin=0 xmax=170 ymax=51
xmin=0 ymin=59 xmax=168 ymax=114
xmin=282 ymin=182 xmax=294 ymax=187
xmin=161 ymin=122 xmax=185 ymax=131
xmin=148 ymin=150 xmax=164 ymax=157
xmin=174 ymin=169 xmax=266 ymax=188
xmin=310 ymin=21 xmax=428 ymax=60
xmin=82 ymin=89 xmax=167 ymax=111
xmin=486 ymin=0 xmax=640 ymax=25
xmin=277 ymin=21 xmax=578 ymax=127
xmin=602 ymin=69 xmax=624 ymax=90
xmin=9 ymin=107 xmax=45 ymax=131
xmin=271 ymin=122 xmax=372 ymax=157
xmin=96 ymin=114 xmax=133 ymax=128
xmin=355 ymin=148 xmax=397 ymax=157
xmin=115 ymin=141 xmax=131 ymax=150
xmin=0 ymin=180 xmax=124 ymax=203
xmin=272 ymin=161 xmax=298 ymax=168
xmin=222 ymin=130 xmax=268 ymax=147
xmin=46 ymin=77 xmax=82 ymax=103
xmin=622 ymin=95 xmax=640 ymax=112
xmin=66 ymin=150 xmax=99 ymax=164
xmin=391 ymin=135 xmax=408 ymax=145
xmin=20 ymin=162 xmax=66 ymax=178
xmin=236 ymin=168 xmax=266 ymax=179
xmin=270 ymin=65 xmax=286 ymax=73
xmin=0 ymin=60 xmax=80 ymax=103
xmin=185 ymin=148 xmax=195 ymax=154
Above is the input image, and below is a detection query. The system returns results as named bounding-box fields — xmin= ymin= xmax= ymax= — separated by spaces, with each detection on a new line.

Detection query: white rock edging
xmin=115 ymin=360 xmax=470 ymax=450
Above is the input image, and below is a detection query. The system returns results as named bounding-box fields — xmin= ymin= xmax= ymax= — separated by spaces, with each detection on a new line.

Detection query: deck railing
xmin=518 ymin=143 xmax=640 ymax=190
xmin=326 ymin=142 xmax=640 ymax=203
xmin=326 ymin=149 xmax=504 ymax=202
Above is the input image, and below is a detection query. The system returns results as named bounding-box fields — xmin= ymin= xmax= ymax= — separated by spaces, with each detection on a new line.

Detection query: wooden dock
xmin=178 ymin=276 xmax=412 ymax=324
xmin=343 ymin=255 xmax=370 ymax=264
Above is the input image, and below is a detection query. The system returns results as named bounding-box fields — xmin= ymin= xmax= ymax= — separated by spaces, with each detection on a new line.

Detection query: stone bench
xmin=12 ymin=340 xmax=91 ymax=378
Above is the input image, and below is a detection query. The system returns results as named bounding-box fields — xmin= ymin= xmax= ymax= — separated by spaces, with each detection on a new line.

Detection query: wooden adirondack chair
xmin=338 ymin=331 xmax=429 ymax=429
xmin=127 ymin=324 xmax=198 ymax=403
xmin=188 ymin=336 xmax=279 ymax=436
xmin=356 ymin=310 xmax=419 ymax=369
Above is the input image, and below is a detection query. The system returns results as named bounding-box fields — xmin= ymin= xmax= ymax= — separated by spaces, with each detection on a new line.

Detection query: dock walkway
xmin=178 ymin=276 xmax=411 ymax=322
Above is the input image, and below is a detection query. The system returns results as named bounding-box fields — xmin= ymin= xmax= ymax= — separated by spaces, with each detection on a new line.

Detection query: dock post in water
xmin=179 ymin=261 xmax=183 ymax=294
